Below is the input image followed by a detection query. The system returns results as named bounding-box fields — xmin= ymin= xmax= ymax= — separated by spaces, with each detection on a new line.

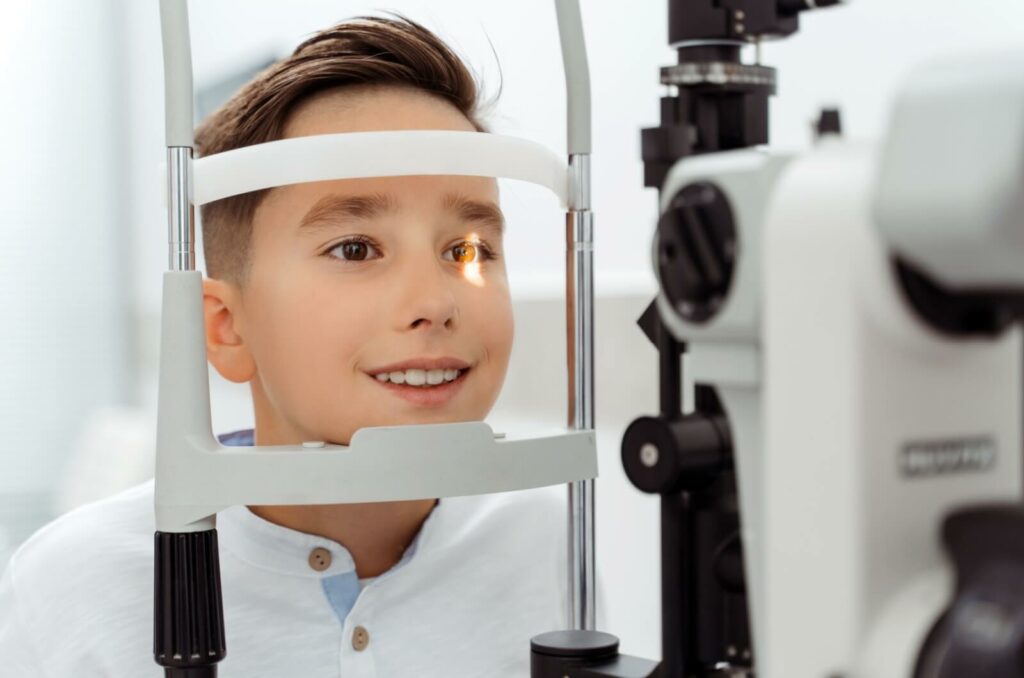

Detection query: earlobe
xmin=202 ymin=278 xmax=257 ymax=383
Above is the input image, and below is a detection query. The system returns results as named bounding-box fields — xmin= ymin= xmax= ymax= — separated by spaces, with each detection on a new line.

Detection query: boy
xmin=0 ymin=16 xmax=569 ymax=676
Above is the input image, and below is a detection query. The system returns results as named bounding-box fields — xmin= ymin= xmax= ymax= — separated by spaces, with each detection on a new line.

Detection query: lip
xmin=365 ymin=357 xmax=471 ymax=376
xmin=367 ymin=366 xmax=470 ymax=407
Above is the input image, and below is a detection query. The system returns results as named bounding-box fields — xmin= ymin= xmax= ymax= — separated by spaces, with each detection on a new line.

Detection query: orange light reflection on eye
xmin=461 ymin=231 xmax=486 ymax=287
xmin=463 ymin=262 xmax=485 ymax=287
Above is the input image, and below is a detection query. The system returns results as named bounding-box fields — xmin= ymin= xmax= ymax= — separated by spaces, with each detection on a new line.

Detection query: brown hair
xmin=194 ymin=15 xmax=490 ymax=282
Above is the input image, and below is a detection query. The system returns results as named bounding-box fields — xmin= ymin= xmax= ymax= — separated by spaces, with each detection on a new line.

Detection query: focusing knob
xmin=657 ymin=182 xmax=737 ymax=323
xmin=621 ymin=413 xmax=733 ymax=494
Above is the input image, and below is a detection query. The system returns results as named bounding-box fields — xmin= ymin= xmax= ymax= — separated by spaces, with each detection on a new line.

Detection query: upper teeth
xmin=375 ymin=368 xmax=463 ymax=386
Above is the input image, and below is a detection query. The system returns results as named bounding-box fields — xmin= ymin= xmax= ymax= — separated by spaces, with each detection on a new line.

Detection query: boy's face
xmin=205 ymin=86 xmax=514 ymax=445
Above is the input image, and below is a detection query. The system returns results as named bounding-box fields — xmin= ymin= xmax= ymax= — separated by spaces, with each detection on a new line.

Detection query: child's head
xmin=196 ymin=16 xmax=513 ymax=446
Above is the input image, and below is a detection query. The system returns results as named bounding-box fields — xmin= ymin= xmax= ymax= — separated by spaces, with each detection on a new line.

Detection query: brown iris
xmin=451 ymin=242 xmax=478 ymax=264
xmin=341 ymin=241 xmax=369 ymax=261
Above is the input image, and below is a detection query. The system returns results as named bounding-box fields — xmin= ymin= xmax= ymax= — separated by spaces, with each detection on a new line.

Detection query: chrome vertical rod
xmin=567 ymin=153 xmax=596 ymax=631
xmin=167 ymin=146 xmax=195 ymax=271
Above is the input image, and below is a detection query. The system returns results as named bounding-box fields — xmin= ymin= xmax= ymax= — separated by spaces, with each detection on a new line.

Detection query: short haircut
xmin=194 ymin=15 xmax=490 ymax=282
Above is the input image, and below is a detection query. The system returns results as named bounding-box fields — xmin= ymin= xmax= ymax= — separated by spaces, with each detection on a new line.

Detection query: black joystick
xmin=917 ymin=506 xmax=1024 ymax=678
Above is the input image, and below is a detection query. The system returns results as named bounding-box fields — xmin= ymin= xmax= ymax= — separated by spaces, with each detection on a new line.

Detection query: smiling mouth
xmin=366 ymin=367 xmax=470 ymax=407
xmin=371 ymin=367 xmax=467 ymax=387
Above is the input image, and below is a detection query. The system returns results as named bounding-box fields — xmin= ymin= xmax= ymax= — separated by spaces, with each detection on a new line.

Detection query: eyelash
xmin=324 ymin=235 xmax=499 ymax=264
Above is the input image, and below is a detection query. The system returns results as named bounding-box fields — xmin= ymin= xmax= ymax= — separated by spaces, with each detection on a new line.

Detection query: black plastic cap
xmin=815 ymin=108 xmax=842 ymax=137
xmin=154 ymin=530 xmax=227 ymax=674
xmin=531 ymin=630 xmax=620 ymax=659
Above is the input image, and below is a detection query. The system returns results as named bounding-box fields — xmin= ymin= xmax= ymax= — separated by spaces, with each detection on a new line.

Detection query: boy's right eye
xmin=326 ymin=237 xmax=382 ymax=262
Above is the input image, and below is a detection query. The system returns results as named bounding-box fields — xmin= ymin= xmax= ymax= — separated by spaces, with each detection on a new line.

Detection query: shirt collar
xmin=214 ymin=428 xmax=451 ymax=578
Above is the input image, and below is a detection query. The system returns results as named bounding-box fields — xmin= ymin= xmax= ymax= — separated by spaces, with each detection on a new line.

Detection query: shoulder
xmin=0 ymin=481 xmax=158 ymax=674
xmin=11 ymin=478 xmax=154 ymax=562
xmin=4 ymin=479 xmax=155 ymax=613
xmin=458 ymin=483 xmax=566 ymax=525
xmin=485 ymin=484 xmax=568 ymax=530
xmin=425 ymin=484 xmax=568 ymax=556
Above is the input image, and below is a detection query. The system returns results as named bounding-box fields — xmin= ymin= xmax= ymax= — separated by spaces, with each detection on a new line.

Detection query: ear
xmin=203 ymin=278 xmax=256 ymax=383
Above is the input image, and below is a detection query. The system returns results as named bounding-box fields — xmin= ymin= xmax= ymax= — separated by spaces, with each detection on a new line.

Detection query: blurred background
xmin=3 ymin=0 xmax=1024 ymax=662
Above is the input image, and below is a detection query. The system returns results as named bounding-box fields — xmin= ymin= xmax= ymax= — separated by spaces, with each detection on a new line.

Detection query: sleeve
xmin=0 ymin=563 xmax=51 ymax=678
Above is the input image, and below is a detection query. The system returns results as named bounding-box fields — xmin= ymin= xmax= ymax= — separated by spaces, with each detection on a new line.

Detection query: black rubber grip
xmin=154 ymin=530 xmax=226 ymax=676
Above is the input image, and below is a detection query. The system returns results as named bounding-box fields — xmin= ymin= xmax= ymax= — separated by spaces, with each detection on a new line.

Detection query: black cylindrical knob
xmin=531 ymin=630 xmax=620 ymax=678
xmin=622 ymin=413 xmax=732 ymax=494
xmin=154 ymin=530 xmax=227 ymax=676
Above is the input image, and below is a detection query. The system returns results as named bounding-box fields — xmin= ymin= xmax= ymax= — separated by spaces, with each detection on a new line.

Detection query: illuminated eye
xmin=451 ymin=242 xmax=478 ymax=264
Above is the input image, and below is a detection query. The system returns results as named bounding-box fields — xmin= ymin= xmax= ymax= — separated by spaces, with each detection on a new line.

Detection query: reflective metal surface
xmin=566 ymin=152 xmax=596 ymax=631
xmin=167 ymin=146 xmax=195 ymax=271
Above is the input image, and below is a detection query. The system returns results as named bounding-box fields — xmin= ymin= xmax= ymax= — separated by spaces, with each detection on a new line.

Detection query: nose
xmin=399 ymin=259 xmax=459 ymax=333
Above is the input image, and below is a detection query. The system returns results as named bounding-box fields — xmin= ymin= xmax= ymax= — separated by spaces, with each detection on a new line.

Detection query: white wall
xmin=0 ymin=1 xmax=130 ymax=560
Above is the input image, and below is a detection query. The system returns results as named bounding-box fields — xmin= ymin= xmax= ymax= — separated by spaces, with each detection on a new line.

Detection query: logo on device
xmin=901 ymin=437 xmax=997 ymax=478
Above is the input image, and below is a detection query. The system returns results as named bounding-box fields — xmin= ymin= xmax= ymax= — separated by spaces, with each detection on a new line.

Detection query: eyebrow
xmin=442 ymin=192 xmax=506 ymax=236
xmin=296 ymin=191 xmax=505 ymax=235
xmin=297 ymin=192 xmax=397 ymax=230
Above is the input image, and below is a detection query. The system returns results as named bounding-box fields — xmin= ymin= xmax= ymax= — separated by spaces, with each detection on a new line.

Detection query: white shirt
xmin=0 ymin=479 xmax=571 ymax=677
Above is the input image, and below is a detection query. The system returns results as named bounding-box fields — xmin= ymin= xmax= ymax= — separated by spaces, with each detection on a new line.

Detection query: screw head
xmin=640 ymin=443 xmax=660 ymax=468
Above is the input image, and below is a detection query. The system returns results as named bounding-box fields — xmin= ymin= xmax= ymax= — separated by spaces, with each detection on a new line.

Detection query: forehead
xmin=253 ymin=85 xmax=500 ymax=228
xmin=284 ymin=84 xmax=478 ymax=137
xmin=288 ymin=177 xmax=504 ymax=243
xmin=256 ymin=174 xmax=500 ymax=234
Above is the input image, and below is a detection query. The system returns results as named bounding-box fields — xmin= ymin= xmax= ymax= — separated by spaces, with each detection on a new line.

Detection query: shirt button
xmin=352 ymin=625 xmax=370 ymax=651
xmin=308 ymin=547 xmax=332 ymax=572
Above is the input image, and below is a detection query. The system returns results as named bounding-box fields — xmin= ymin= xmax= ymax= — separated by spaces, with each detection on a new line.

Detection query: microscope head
xmin=874 ymin=52 xmax=1024 ymax=335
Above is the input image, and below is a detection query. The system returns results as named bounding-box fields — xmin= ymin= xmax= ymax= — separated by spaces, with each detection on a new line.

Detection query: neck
xmin=248 ymin=499 xmax=437 ymax=578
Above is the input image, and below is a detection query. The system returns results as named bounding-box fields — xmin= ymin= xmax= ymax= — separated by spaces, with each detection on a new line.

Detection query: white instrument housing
xmin=655 ymin=51 xmax=1024 ymax=678
xmin=875 ymin=51 xmax=1024 ymax=290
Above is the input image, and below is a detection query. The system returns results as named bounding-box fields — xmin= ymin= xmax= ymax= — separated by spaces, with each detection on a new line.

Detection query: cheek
xmin=476 ymin=292 xmax=514 ymax=415
xmin=247 ymin=273 xmax=374 ymax=390
xmin=473 ymin=287 xmax=514 ymax=369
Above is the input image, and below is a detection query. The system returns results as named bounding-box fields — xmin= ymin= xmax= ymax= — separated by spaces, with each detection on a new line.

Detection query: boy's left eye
xmin=443 ymin=240 xmax=493 ymax=264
